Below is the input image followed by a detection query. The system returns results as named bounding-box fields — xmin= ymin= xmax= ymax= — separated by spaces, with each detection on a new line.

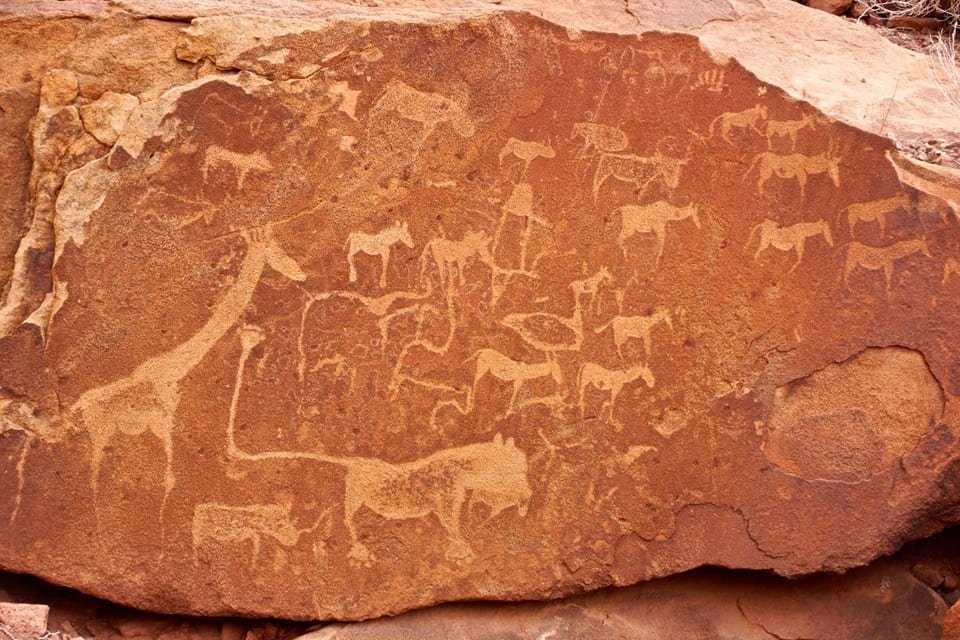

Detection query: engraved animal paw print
xmin=694 ymin=69 xmax=725 ymax=93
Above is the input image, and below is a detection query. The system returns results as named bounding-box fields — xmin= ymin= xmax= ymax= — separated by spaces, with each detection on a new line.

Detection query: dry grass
xmin=858 ymin=0 xmax=960 ymax=20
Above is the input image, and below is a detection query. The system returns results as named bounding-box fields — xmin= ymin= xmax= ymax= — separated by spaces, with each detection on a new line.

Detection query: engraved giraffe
xmin=595 ymin=306 xmax=673 ymax=359
xmin=615 ymin=201 xmax=701 ymax=266
xmin=499 ymin=267 xmax=608 ymax=352
xmin=345 ymin=222 xmax=414 ymax=288
xmin=71 ymin=227 xmax=305 ymax=511
xmin=844 ymin=238 xmax=932 ymax=291
xmin=749 ymin=218 xmax=834 ymax=272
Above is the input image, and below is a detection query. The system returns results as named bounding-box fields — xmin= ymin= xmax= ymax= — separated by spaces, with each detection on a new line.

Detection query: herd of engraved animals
xmin=47 ymin=44 xmax=958 ymax=570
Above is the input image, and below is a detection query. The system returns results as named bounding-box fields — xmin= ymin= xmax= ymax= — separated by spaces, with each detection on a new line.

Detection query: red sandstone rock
xmin=806 ymin=0 xmax=853 ymax=15
xmin=1 ymin=0 xmax=959 ymax=623
xmin=0 ymin=603 xmax=49 ymax=640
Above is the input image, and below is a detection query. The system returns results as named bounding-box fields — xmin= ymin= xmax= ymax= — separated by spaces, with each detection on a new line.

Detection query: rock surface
xmin=1 ymin=0 xmax=959 ymax=622
xmin=3 ymin=526 xmax=959 ymax=639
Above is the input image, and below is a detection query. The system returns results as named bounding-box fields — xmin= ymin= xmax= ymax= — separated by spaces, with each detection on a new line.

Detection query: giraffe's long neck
xmin=140 ymin=239 xmax=269 ymax=384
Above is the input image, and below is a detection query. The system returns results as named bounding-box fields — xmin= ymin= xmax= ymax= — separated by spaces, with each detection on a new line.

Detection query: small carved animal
xmin=467 ymin=348 xmax=564 ymax=413
xmin=750 ymin=218 xmax=834 ymax=272
xmin=709 ymin=104 xmax=768 ymax=144
xmin=578 ymin=362 xmax=655 ymax=418
xmin=419 ymin=230 xmax=496 ymax=293
xmin=498 ymin=137 xmax=556 ymax=174
xmin=763 ymin=117 xmax=816 ymax=150
xmin=593 ymin=152 xmax=685 ymax=201
xmin=192 ymin=501 xmax=320 ymax=565
xmin=345 ymin=222 xmax=414 ymax=288
xmin=201 ymin=147 xmax=274 ymax=190
xmin=595 ymin=307 xmax=673 ymax=358
xmin=842 ymin=193 xmax=910 ymax=237
xmin=845 ymin=238 xmax=932 ymax=291
xmin=746 ymin=148 xmax=840 ymax=199
xmin=615 ymin=201 xmax=701 ymax=266
xmin=370 ymin=80 xmax=475 ymax=140
xmin=570 ymin=122 xmax=629 ymax=158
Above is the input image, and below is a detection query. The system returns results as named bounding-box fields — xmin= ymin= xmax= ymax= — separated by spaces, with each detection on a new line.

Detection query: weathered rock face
xmin=1 ymin=0 xmax=959 ymax=622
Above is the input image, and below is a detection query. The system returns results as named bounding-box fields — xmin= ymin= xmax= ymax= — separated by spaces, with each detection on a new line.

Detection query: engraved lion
xmin=326 ymin=433 xmax=532 ymax=563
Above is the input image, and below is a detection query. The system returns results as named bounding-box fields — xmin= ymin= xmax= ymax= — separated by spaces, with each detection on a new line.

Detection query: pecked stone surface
xmin=1 ymin=0 xmax=960 ymax=622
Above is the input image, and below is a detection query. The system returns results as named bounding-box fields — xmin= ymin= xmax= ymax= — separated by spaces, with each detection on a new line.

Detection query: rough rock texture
xmin=3 ymin=527 xmax=960 ymax=639
xmin=1 ymin=0 xmax=960 ymax=622
xmin=0 ymin=603 xmax=49 ymax=640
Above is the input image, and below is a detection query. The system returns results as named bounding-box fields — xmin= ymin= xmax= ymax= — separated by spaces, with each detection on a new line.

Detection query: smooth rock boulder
xmin=1 ymin=0 xmax=959 ymax=621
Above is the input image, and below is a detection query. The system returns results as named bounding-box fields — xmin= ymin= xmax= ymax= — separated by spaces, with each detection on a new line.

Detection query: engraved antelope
xmin=844 ymin=238 xmax=932 ymax=291
xmin=842 ymin=193 xmax=911 ymax=237
xmin=750 ymin=218 xmax=834 ymax=272
xmin=595 ymin=306 xmax=673 ymax=359
xmin=467 ymin=348 xmax=564 ymax=414
xmin=578 ymin=362 xmax=655 ymax=419
xmin=709 ymin=104 xmax=768 ymax=144
xmin=498 ymin=137 xmax=556 ymax=174
xmin=615 ymin=201 xmax=701 ymax=266
xmin=345 ymin=222 xmax=414 ymax=288
xmin=593 ymin=152 xmax=686 ymax=201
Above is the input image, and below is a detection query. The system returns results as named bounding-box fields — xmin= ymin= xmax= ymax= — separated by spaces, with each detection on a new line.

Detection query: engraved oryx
xmin=498 ymin=137 xmax=556 ymax=174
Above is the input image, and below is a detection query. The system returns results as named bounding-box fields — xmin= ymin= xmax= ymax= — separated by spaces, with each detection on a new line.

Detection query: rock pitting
xmin=0 ymin=0 xmax=959 ymax=624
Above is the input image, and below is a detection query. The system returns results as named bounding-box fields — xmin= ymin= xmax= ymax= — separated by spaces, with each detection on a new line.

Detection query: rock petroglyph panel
xmin=0 ymin=11 xmax=959 ymax=623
